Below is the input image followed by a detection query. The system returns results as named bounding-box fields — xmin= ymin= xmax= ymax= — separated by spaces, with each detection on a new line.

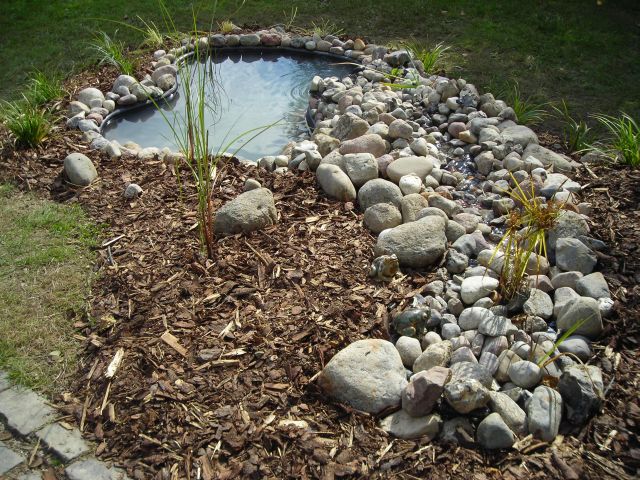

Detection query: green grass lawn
xmin=0 ymin=184 xmax=98 ymax=392
xmin=0 ymin=0 xmax=638 ymax=123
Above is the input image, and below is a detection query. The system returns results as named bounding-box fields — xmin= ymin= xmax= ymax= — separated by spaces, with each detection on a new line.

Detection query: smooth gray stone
xmin=527 ymin=386 xmax=562 ymax=442
xmin=65 ymin=459 xmax=130 ymax=480
xmin=576 ymin=272 xmax=611 ymax=299
xmin=476 ymin=412 xmax=516 ymax=449
xmin=0 ymin=387 xmax=55 ymax=436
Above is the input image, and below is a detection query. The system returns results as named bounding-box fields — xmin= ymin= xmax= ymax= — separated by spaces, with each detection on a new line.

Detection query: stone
xmin=500 ymin=125 xmax=539 ymax=148
xmin=557 ymin=335 xmax=592 ymax=362
xmin=332 ymin=113 xmax=369 ymax=141
xmin=428 ymin=195 xmax=462 ymax=219
xmin=495 ymin=350 xmax=523 ymax=383
xmin=375 ymin=217 xmax=447 ymax=268
xmin=243 ymin=178 xmax=261 ymax=192
xmin=77 ymin=87 xmax=104 ymax=106
xmin=388 ymin=119 xmax=414 ymax=139
xmin=400 ymin=193 xmax=429 ymax=223
xmin=446 ymin=249 xmax=469 ymax=274
xmin=380 ymin=410 xmax=442 ymax=440
xmin=344 ymin=153 xmax=378 ymax=188
xmin=213 ymin=188 xmax=277 ymax=236
xmin=460 ymin=276 xmax=499 ymax=305
xmin=156 ymin=73 xmax=176 ymax=91
xmin=477 ymin=413 xmax=516 ymax=449
xmin=548 ymin=210 xmax=589 ymax=251
xmin=239 ymin=33 xmax=260 ymax=46
xmin=452 ymin=213 xmax=480 ymax=233
xmin=317 ymin=339 xmax=408 ymax=413
xmin=557 ymin=296 xmax=603 ymax=339
xmin=421 ymin=331 xmax=442 ymax=349
xmin=450 ymin=361 xmax=493 ymax=388
xmin=551 ymin=271 xmax=584 ymax=290
xmin=387 ymin=156 xmax=435 ymax=183
xmin=316 ymin=164 xmax=357 ymax=202
xmin=398 ymin=173 xmax=423 ymax=195
xmin=478 ymin=314 xmax=517 ymax=337
xmin=555 ymin=238 xmax=597 ymax=274
xmin=112 ymin=74 xmax=137 ymax=92
xmin=36 ymin=423 xmax=89 ymax=462
xmin=395 ymin=336 xmax=422 ymax=368
xmin=123 ymin=183 xmax=143 ymax=199
xmin=69 ymin=100 xmax=90 ymax=115
xmin=479 ymin=351 xmax=499 ymax=375
xmin=413 ymin=341 xmax=452 ymax=373
xmin=450 ymin=347 xmax=477 ymax=364
xmin=78 ymin=119 xmax=100 ymax=133
xmin=452 ymin=234 xmax=477 ymax=257
xmin=489 ymin=391 xmax=527 ymax=435
xmin=0 ymin=387 xmax=55 ymax=436
xmin=508 ymin=361 xmax=542 ymax=389
xmin=339 ymin=134 xmax=386 ymax=157
xmin=65 ymin=459 xmax=130 ymax=480
xmin=0 ymin=372 xmax=10 ymax=392
xmin=558 ymin=365 xmax=604 ymax=425
xmin=358 ymin=178 xmax=403 ymax=211
xmin=576 ymin=272 xmax=611 ymax=299
xmin=527 ymin=386 xmax=562 ymax=442
xmin=440 ymin=417 xmax=475 ymax=444
xmin=522 ymin=143 xmax=573 ymax=173
xmin=523 ymin=289 xmax=553 ymax=320
xmin=444 ymin=378 xmax=490 ymax=414
xmin=130 ymin=83 xmax=162 ymax=102
xmin=364 ymin=203 xmax=403 ymax=233
xmin=402 ymin=366 xmax=451 ymax=417
xmin=0 ymin=441 xmax=24 ymax=475
xmin=458 ymin=307 xmax=492 ymax=331
xmin=63 ymin=153 xmax=98 ymax=186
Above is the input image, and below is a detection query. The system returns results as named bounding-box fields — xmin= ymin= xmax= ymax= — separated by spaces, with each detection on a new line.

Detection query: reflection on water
xmin=102 ymin=50 xmax=353 ymax=160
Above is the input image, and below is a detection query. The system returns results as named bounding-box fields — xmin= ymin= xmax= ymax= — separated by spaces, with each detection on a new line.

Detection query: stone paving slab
xmin=36 ymin=423 xmax=90 ymax=462
xmin=65 ymin=459 xmax=130 ymax=480
xmin=0 ymin=440 xmax=25 ymax=475
xmin=0 ymin=387 xmax=55 ymax=436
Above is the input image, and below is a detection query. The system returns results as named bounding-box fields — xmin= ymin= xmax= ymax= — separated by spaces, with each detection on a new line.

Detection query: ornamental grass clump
xmin=26 ymin=71 xmax=65 ymax=106
xmin=591 ymin=112 xmax=640 ymax=168
xmin=552 ymin=100 xmax=593 ymax=153
xmin=89 ymin=31 xmax=136 ymax=75
xmin=490 ymin=173 xmax=564 ymax=300
xmin=503 ymin=81 xmax=549 ymax=126
xmin=0 ymin=96 xmax=52 ymax=148
xmin=405 ymin=41 xmax=450 ymax=74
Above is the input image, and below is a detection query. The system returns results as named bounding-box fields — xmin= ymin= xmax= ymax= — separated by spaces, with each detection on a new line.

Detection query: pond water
xmin=102 ymin=50 xmax=354 ymax=160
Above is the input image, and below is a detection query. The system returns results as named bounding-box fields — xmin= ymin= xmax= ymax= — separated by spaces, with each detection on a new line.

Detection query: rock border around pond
xmin=64 ymin=26 xmax=613 ymax=450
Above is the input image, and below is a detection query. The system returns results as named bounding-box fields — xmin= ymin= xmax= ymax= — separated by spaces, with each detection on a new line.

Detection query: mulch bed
xmin=1 ymin=114 xmax=638 ymax=479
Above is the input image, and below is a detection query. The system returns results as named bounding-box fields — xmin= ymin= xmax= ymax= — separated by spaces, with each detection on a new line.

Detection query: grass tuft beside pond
xmin=0 ymin=184 xmax=99 ymax=393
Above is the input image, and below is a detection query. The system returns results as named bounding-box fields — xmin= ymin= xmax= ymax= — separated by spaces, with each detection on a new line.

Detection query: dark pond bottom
xmin=102 ymin=50 xmax=354 ymax=160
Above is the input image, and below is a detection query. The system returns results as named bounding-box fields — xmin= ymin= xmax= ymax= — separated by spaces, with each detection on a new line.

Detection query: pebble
xmin=476 ymin=413 xmax=516 ymax=449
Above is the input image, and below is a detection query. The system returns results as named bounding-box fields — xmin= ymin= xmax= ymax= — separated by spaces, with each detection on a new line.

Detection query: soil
xmin=0 ymin=104 xmax=638 ymax=479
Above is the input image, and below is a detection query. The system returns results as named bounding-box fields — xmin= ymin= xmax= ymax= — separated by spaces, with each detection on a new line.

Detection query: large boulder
xmin=500 ymin=125 xmax=539 ymax=148
xmin=358 ymin=178 xmax=403 ymax=211
xmin=213 ymin=188 xmax=277 ymax=236
xmin=317 ymin=339 xmax=408 ymax=413
xmin=63 ymin=153 xmax=97 ymax=186
xmin=316 ymin=164 xmax=356 ymax=201
xmin=387 ymin=156 xmax=435 ymax=183
xmin=374 ymin=217 xmax=447 ymax=268
xmin=522 ymin=144 xmax=573 ymax=173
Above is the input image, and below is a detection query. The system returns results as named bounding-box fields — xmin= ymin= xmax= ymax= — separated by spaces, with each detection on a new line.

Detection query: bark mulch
xmin=0 ymin=126 xmax=638 ymax=479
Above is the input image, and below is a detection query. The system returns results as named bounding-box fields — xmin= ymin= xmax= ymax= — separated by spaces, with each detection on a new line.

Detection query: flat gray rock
xmin=0 ymin=387 xmax=55 ymax=436
xmin=558 ymin=364 xmax=604 ymax=425
xmin=413 ymin=341 xmax=452 ymax=373
xmin=386 ymin=156 xmax=435 ymax=183
xmin=555 ymin=238 xmax=597 ymax=274
xmin=489 ymin=391 xmax=527 ymax=435
xmin=557 ymin=296 xmax=603 ymax=339
xmin=0 ymin=441 xmax=25 ymax=475
xmin=478 ymin=314 xmax=517 ymax=337
xmin=523 ymin=289 xmax=553 ymax=320
xmin=375 ymin=217 xmax=447 ymax=268
xmin=576 ymin=272 xmax=611 ymax=299
xmin=64 ymin=153 xmax=97 ymax=187
xmin=36 ymin=423 xmax=90 ymax=462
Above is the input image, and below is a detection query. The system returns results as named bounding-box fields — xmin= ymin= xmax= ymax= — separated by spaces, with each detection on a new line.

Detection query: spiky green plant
xmin=405 ymin=41 xmax=450 ymax=74
xmin=310 ymin=19 xmax=344 ymax=37
xmin=501 ymin=81 xmax=549 ymax=125
xmin=138 ymin=17 xmax=164 ymax=48
xmin=489 ymin=173 xmax=564 ymax=300
xmin=0 ymin=96 xmax=52 ymax=148
xmin=218 ymin=19 xmax=235 ymax=34
xmin=89 ymin=31 xmax=136 ymax=75
xmin=552 ymin=100 xmax=593 ymax=153
xmin=282 ymin=6 xmax=298 ymax=31
xmin=26 ymin=71 xmax=65 ymax=106
xmin=591 ymin=112 xmax=640 ymax=168
xmin=537 ymin=317 xmax=589 ymax=367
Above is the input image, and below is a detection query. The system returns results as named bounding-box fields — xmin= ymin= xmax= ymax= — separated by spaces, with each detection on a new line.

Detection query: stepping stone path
xmin=0 ymin=371 xmax=129 ymax=479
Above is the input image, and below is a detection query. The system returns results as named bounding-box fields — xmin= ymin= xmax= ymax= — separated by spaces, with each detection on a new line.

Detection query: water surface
xmin=102 ymin=50 xmax=353 ymax=160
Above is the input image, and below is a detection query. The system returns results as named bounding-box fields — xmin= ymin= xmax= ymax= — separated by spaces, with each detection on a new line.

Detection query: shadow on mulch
xmin=0 ymin=126 xmax=638 ymax=479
